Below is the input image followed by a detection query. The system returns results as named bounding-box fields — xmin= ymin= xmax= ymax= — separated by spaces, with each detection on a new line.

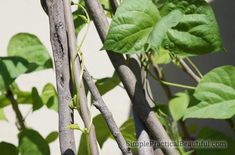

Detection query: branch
xmin=179 ymin=59 xmax=201 ymax=83
xmin=6 ymin=90 xmax=26 ymax=131
xmin=84 ymin=0 xmax=179 ymax=154
xmin=63 ymin=1 xmax=99 ymax=154
xmin=42 ymin=0 xmax=76 ymax=154
xmin=83 ymin=69 xmax=132 ymax=155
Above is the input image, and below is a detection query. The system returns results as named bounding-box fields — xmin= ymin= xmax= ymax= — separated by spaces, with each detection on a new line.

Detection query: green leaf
xmin=159 ymin=0 xmax=223 ymax=56
xmin=169 ymin=92 xmax=190 ymax=121
xmin=195 ymin=128 xmax=235 ymax=155
xmin=41 ymin=83 xmax=58 ymax=112
xmin=184 ymin=66 xmax=235 ymax=119
xmin=0 ymin=141 xmax=18 ymax=155
xmin=78 ymin=114 xmax=110 ymax=154
xmin=18 ymin=129 xmax=50 ymax=155
xmin=95 ymin=72 xmax=120 ymax=95
xmin=0 ymin=108 xmax=6 ymax=121
xmin=32 ymin=87 xmax=44 ymax=111
xmin=73 ymin=3 xmax=88 ymax=34
xmin=45 ymin=131 xmax=58 ymax=144
xmin=102 ymin=0 xmax=161 ymax=54
xmin=0 ymin=56 xmax=30 ymax=92
xmin=120 ymin=118 xmax=136 ymax=142
xmin=7 ymin=33 xmax=52 ymax=70
xmin=153 ymin=48 xmax=171 ymax=64
xmin=103 ymin=0 xmax=223 ymax=56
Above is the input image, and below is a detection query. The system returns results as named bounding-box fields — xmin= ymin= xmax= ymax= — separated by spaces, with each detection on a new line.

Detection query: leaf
xmin=41 ymin=83 xmax=58 ymax=112
xmin=153 ymin=48 xmax=171 ymax=64
xmin=45 ymin=131 xmax=58 ymax=144
xmin=103 ymin=0 xmax=223 ymax=56
xmin=195 ymin=128 xmax=235 ymax=155
xmin=32 ymin=87 xmax=44 ymax=111
xmin=159 ymin=0 xmax=223 ymax=56
xmin=7 ymin=33 xmax=52 ymax=70
xmin=120 ymin=118 xmax=136 ymax=142
xmin=169 ymin=92 xmax=190 ymax=121
xmin=73 ymin=1 xmax=88 ymax=34
xmin=102 ymin=0 xmax=161 ymax=54
xmin=0 ymin=56 xmax=30 ymax=92
xmin=78 ymin=114 xmax=110 ymax=154
xmin=0 ymin=141 xmax=18 ymax=155
xmin=0 ymin=108 xmax=6 ymax=121
xmin=184 ymin=66 xmax=235 ymax=119
xmin=18 ymin=129 xmax=50 ymax=155
xmin=95 ymin=72 xmax=120 ymax=95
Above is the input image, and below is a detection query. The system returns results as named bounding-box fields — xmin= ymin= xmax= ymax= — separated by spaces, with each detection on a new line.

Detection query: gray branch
xmin=83 ymin=69 xmax=132 ymax=155
xmin=84 ymin=0 xmax=179 ymax=154
xmin=63 ymin=1 xmax=99 ymax=154
xmin=42 ymin=0 xmax=76 ymax=154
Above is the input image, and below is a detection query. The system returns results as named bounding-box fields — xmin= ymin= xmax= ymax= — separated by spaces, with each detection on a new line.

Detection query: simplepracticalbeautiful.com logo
xmin=127 ymin=139 xmax=228 ymax=149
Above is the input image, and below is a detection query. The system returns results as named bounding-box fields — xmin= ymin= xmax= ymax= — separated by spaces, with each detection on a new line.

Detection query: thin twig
xmin=84 ymin=0 xmax=179 ymax=154
xmin=63 ymin=1 xmax=99 ymax=154
xmin=83 ymin=69 xmax=132 ymax=155
xmin=6 ymin=90 xmax=26 ymax=131
xmin=42 ymin=0 xmax=76 ymax=154
xmin=179 ymin=59 xmax=201 ymax=83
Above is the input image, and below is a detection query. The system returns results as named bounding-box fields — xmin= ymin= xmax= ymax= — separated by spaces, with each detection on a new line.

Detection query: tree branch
xmin=6 ymin=90 xmax=26 ymax=131
xmin=83 ymin=69 xmax=132 ymax=155
xmin=63 ymin=1 xmax=99 ymax=154
xmin=42 ymin=0 xmax=76 ymax=154
xmin=84 ymin=0 xmax=179 ymax=154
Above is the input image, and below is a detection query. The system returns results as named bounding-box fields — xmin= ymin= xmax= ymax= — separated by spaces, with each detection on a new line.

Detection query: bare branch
xmin=83 ymin=69 xmax=132 ymax=155
xmin=63 ymin=1 xmax=99 ymax=154
xmin=6 ymin=90 xmax=26 ymax=131
xmin=42 ymin=0 xmax=76 ymax=154
xmin=84 ymin=0 xmax=179 ymax=154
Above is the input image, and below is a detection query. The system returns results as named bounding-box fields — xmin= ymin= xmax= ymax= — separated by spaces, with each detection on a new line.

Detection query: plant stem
xmin=185 ymin=58 xmax=203 ymax=78
xmin=6 ymin=90 xmax=26 ymax=131
xmin=179 ymin=58 xmax=201 ymax=83
xmin=83 ymin=69 xmax=132 ymax=155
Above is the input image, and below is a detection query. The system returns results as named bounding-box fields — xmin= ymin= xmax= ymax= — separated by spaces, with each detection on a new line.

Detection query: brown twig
xmin=83 ymin=1 xmax=179 ymax=154
xmin=83 ymin=69 xmax=132 ymax=155
xmin=42 ymin=0 xmax=76 ymax=154
xmin=63 ymin=1 xmax=99 ymax=154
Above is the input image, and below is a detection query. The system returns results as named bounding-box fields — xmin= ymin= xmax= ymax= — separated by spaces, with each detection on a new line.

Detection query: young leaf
xmin=184 ymin=66 xmax=235 ymax=119
xmin=153 ymin=48 xmax=171 ymax=64
xmin=0 ymin=56 xmax=30 ymax=92
xmin=169 ymin=92 xmax=189 ymax=121
xmin=45 ymin=131 xmax=58 ymax=144
xmin=18 ymin=129 xmax=50 ymax=155
xmin=32 ymin=87 xmax=44 ymax=111
xmin=95 ymin=72 xmax=120 ymax=95
xmin=0 ymin=141 xmax=18 ymax=155
xmin=41 ymin=83 xmax=58 ymax=112
xmin=7 ymin=33 xmax=52 ymax=71
xmin=195 ymin=128 xmax=235 ymax=155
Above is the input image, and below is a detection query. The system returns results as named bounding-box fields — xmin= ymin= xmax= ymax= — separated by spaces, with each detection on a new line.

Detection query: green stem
xmin=186 ymin=57 xmax=203 ymax=78
xmin=148 ymin=70 xmax=196 ymax=90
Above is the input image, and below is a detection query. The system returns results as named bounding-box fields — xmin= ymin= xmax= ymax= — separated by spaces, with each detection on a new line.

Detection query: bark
xmin=42 ymin=0 xmax=76 ymax=154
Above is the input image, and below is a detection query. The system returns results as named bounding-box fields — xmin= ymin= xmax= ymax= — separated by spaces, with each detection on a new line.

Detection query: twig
xmin=83 ymin=69 xmax=132 ymax=155
xmin=84 ymin=0 xmax=179 ymax=154
xmin=42 ymin=0 xmax=76 ymax=154
xmin=6 ymin=90 xmax=26 ymax=131
xmin=179 ymin=59 xmax=201 ymax=83
xmin=63 ymin=1 xmax=99 ymax=154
